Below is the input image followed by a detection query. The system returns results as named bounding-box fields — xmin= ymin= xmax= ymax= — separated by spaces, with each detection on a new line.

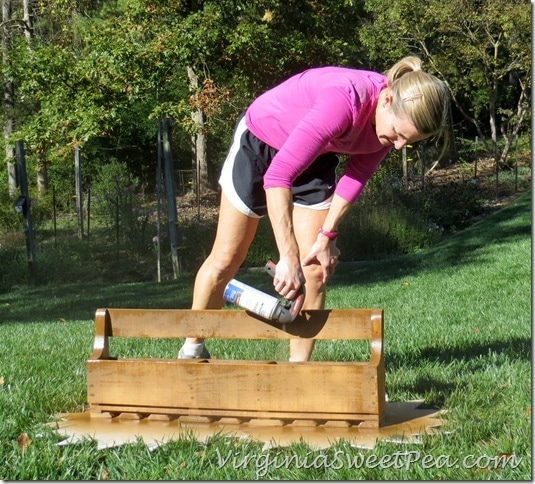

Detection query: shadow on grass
xmin=385 ymin=335 xmax=531 ymax=406
xmin=0 ymin=278 xmax=195 ymax=324
xmin=387 ymin=335 xmax=531 ymax=371
xmin=418 ymin=335 xmax=531 ymax=364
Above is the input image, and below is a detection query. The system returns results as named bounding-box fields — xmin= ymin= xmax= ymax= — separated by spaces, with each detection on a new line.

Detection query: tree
xmin=360 ymin=0 xmax=531 ymax=165
xmin=7 ymin=1 xmax=372 ymax=196
xmin=3 ymin=0 xmax=116 ymax=195
xmin=150 ymin=0 xmax=369 ymax=191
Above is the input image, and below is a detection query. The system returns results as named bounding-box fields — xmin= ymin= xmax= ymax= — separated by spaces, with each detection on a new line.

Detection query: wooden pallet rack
xmin=86 ymin=308 xmax=385 ymax=428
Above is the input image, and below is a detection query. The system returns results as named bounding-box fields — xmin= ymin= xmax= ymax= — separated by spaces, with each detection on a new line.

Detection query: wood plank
xmin=98 ymin=308 xmax=383 ymax=340
xmin=88 ymin=404 xmax=381 ymax=426
xmin=87 ymin=359 xmax=384 ymax=416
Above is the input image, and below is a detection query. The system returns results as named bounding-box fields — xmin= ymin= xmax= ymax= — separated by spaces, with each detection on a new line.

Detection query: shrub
xmin=0 ymin=188 xmax=23 ymax=232
xmin=0 ymin=234 xmax=28 ymax=292
xmin=90 ymin=159 xmax=155 ymax=256
xmin=337 ymin=201 xmax=443 ymax=260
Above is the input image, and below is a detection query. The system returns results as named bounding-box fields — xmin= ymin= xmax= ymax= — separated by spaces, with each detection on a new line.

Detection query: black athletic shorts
xmin=219 ymin=113 xmax=339 ymax=218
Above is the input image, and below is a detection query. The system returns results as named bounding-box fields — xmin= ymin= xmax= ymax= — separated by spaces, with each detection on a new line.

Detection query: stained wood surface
xmin=87 ymin=359 xmax=382 ymax=416
xmin=90 ymin=308 xmax=383 ymax=360
xmin=96 ymin=308 xmax=383 ymax=339
xmin=87 ymin=308 xmax=386 ymax=426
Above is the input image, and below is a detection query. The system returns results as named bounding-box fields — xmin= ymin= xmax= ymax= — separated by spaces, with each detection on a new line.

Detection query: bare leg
xmin=184 ymin=193 xmax=259 ymax=347
xmin=289 ymin=205 xmax=329 ymax=361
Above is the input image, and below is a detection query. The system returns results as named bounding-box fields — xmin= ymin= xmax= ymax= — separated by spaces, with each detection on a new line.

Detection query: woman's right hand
xmin=272 ymin=257 xmax=305 ymax=300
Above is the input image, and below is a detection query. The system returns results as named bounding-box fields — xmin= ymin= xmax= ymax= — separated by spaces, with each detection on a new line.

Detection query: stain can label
xmin=223 ymin=279 xmax=279 ymax=320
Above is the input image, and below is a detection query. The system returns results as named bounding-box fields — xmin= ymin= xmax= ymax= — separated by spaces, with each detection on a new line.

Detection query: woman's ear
xmin=382 ymin=88 xmax=392 ymax=107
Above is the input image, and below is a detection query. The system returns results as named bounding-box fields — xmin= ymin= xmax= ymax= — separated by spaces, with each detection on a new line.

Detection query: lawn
xmin=0 ymin=191 xmax=531 ymax=480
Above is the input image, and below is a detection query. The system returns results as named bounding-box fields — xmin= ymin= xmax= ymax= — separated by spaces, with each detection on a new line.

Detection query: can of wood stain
xmin=223 ymin=279 xmax=282 ymax=320
xmin=223 ymin=260 xmax=305 ymax=324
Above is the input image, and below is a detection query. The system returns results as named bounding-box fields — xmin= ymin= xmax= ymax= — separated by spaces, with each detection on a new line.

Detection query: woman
xmin=179 ymin=56 xmax=450 ymax=361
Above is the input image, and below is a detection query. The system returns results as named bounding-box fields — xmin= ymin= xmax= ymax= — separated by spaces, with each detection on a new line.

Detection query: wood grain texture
xmin=87 ymin=308 xmax=385 ymax=427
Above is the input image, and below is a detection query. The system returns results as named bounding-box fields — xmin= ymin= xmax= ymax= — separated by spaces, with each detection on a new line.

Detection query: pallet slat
xmin=95 ymin=308 xmax=381 ymax=339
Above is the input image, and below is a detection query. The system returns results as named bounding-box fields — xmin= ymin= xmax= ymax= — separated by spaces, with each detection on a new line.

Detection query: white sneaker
xmin=178 ymin=344 xmax=211 ymax=359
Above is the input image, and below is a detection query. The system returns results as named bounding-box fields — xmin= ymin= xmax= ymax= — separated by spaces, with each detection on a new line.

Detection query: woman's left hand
xmin=302 ymin=238 xmax=341 ymax=283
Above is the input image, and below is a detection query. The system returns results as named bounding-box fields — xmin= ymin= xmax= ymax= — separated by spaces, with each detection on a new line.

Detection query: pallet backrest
xmin=90 ymin=308 xmax=383 ymax=361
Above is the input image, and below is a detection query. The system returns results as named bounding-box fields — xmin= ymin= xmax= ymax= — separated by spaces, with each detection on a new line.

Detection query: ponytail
xmin=385 ymin=56 xmax=450 ymax=142
xmin=386 ymin=56 xmax=422 ymax=85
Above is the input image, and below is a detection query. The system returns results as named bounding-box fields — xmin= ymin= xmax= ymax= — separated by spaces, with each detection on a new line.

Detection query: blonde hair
xmin=386 ymin=56 xmax=450 ymax=140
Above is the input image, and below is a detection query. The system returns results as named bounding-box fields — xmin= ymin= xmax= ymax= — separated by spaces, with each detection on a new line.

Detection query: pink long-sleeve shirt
xmin=245 ymin=67 xmax=391 ymax=204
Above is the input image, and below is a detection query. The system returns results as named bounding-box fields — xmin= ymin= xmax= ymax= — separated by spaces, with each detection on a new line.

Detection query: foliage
xmin=0 ymin=187 xmax=21 ymax=232
xmin=0 ymin=154 xmax=529 ymax=290
xmin=0 ymin=241 xmax=27 ymax=291
xmin=9 ymin=0 xmax=369 ymax=184
xmin=2 ymin=2 xmax=532 ymax=158
xmin=244 ymin=217 xmax=277 ymax=267
xmin=359 ymin=0 xmax=531 ymax=162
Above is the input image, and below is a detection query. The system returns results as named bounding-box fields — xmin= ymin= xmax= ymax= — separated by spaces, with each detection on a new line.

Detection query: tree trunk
xmin=36 ymin=145 xmax=48 ymax=194
xmin=187 ymin=66 xmax=211 ymax=195
xmin=161 ymin=118 xmax=180 ymax=278
xmin=499 ymin=77 xmax=529 ymax=167
xmin=2 ymin=0 xmax=16 ymax=195
xmin=22 ymin=0 xmax=32 ymax=40
xmin=488 ymin=39 xmax=500 ymax=160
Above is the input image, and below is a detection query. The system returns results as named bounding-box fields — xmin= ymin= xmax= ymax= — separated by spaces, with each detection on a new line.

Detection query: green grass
xmin=0 ymin=192 xmax=531 ymax=479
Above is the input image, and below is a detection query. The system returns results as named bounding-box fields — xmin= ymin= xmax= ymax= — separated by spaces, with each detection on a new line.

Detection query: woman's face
xmin=374 ymin=89 xmax=427 ymax=150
